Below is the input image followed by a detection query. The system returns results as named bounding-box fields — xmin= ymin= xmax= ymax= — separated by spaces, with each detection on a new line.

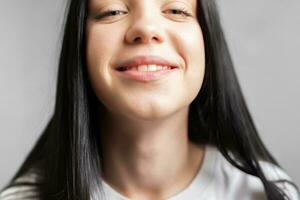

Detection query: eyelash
xmin=166 ymin=8 xmax=192 ymax=17
xmin=95 ymin=8 xmax=192 ymax=20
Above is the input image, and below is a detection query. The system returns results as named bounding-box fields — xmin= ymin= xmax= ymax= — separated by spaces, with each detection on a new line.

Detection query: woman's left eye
xmin=165 ymin=8 xmax=192 ymax=17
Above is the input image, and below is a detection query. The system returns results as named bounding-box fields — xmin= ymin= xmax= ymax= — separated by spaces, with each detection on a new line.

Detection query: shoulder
xmin=0 ymin=171 xmax=41 ymax=200
xmin=259 ymin=160 xmax=300 ymax=200
xmin=211 ymin=146 xmax=300 ymax=200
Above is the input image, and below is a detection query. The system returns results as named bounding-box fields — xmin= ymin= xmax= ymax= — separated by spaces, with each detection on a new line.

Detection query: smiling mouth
xmin=115 ymin=55 xmax=180 ymax=71
xmin=115 ymin=65 xmax=179 ymax=82
xmin=116 ymin=65 xmax=178 ymax=72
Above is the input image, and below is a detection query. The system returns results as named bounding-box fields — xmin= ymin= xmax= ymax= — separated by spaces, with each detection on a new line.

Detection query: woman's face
xmin=86 ymin=0 xmax=205 ymax=120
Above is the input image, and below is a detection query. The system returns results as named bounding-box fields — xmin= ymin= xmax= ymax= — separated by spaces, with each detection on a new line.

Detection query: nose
xmin=125 ymin=13 xmax=165 ymax=45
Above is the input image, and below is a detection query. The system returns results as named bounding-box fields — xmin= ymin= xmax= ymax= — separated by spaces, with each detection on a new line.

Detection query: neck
xmin=99 ymin=107 xmax=205 ymax=199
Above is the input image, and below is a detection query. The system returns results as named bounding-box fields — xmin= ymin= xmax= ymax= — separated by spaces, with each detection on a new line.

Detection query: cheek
xmin=86 ymin=26 xmax=120 ymax=106
xmin=182 ymin=23 xmax=205 ymax=68
xmin=178 ymin=23 xmax=205 ymax=96
xmin=86 ymin=26 xmax=116 ymax=71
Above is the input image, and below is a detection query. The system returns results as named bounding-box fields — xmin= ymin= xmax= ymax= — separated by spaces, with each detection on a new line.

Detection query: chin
xmin=123 ymin=103 xmax=182 ymax=122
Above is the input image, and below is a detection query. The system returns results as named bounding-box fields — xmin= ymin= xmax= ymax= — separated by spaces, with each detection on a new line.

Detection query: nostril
xmin=133 ymin=37 xmax=142 ymax=42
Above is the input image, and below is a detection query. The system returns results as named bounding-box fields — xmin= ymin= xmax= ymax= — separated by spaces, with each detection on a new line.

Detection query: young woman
xmin=0 ymin=0 xmax=299 ymax=199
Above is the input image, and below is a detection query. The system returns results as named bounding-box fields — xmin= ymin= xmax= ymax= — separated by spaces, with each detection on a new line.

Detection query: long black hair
xmin=1 ymin=0 xmax=298 ymax=199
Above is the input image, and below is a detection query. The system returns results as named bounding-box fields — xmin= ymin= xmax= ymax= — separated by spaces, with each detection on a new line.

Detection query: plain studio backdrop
xmin=0 ymin=0 xmax=299 ymax=189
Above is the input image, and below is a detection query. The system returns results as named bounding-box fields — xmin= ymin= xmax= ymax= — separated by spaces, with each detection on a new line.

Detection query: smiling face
xmin=86 ymin=0 xmax=205 ymax=121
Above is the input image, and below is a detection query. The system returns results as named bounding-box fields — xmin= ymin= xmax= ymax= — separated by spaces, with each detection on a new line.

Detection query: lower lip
xmin=115 ymin=68 xmax=179 ymax=82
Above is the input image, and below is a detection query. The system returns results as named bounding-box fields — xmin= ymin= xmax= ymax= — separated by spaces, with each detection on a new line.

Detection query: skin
xmin=86 ymin=0 xmax=206 ymax=199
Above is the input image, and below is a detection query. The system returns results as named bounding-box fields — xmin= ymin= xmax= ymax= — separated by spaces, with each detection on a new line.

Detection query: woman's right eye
xmin=95 ymin=10 xmax=128 ymax=20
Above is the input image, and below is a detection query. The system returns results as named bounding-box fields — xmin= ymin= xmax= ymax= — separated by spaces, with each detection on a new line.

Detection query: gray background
xmin=0 ymin=0 xmax=299 ymax=189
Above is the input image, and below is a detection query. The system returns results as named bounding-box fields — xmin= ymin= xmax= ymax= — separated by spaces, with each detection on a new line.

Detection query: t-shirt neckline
xmin=101 ymin=144 xmax=218 ymax=200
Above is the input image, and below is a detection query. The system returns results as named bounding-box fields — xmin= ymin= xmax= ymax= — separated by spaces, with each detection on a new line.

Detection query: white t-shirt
xmin=1 ymin=144 xmax=299 ymax=200
xmin=100 ymin=145 xmax=300 ymax=200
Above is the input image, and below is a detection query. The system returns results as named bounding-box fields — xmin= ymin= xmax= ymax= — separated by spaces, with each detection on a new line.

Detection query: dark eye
xmin=95 ymin=10 xmax=127 ymax=20
xmin=165 ymin=8 xmax=192 ymax=17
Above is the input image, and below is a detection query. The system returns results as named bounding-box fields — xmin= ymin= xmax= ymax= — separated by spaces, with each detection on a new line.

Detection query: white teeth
xmin=131 ymin=65 xmax=171 ymax=72
xmin=148 ymin=65 xmax=157 ymax=71
xmin=137 ymin=65 xmax=148 ymax=72
xmin=156 ymin=65 xmax=163 ymax=70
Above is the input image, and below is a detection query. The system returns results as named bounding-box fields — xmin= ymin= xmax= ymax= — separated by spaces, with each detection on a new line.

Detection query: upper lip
xmin=115 ymin=55 xmax=180 ymax=70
